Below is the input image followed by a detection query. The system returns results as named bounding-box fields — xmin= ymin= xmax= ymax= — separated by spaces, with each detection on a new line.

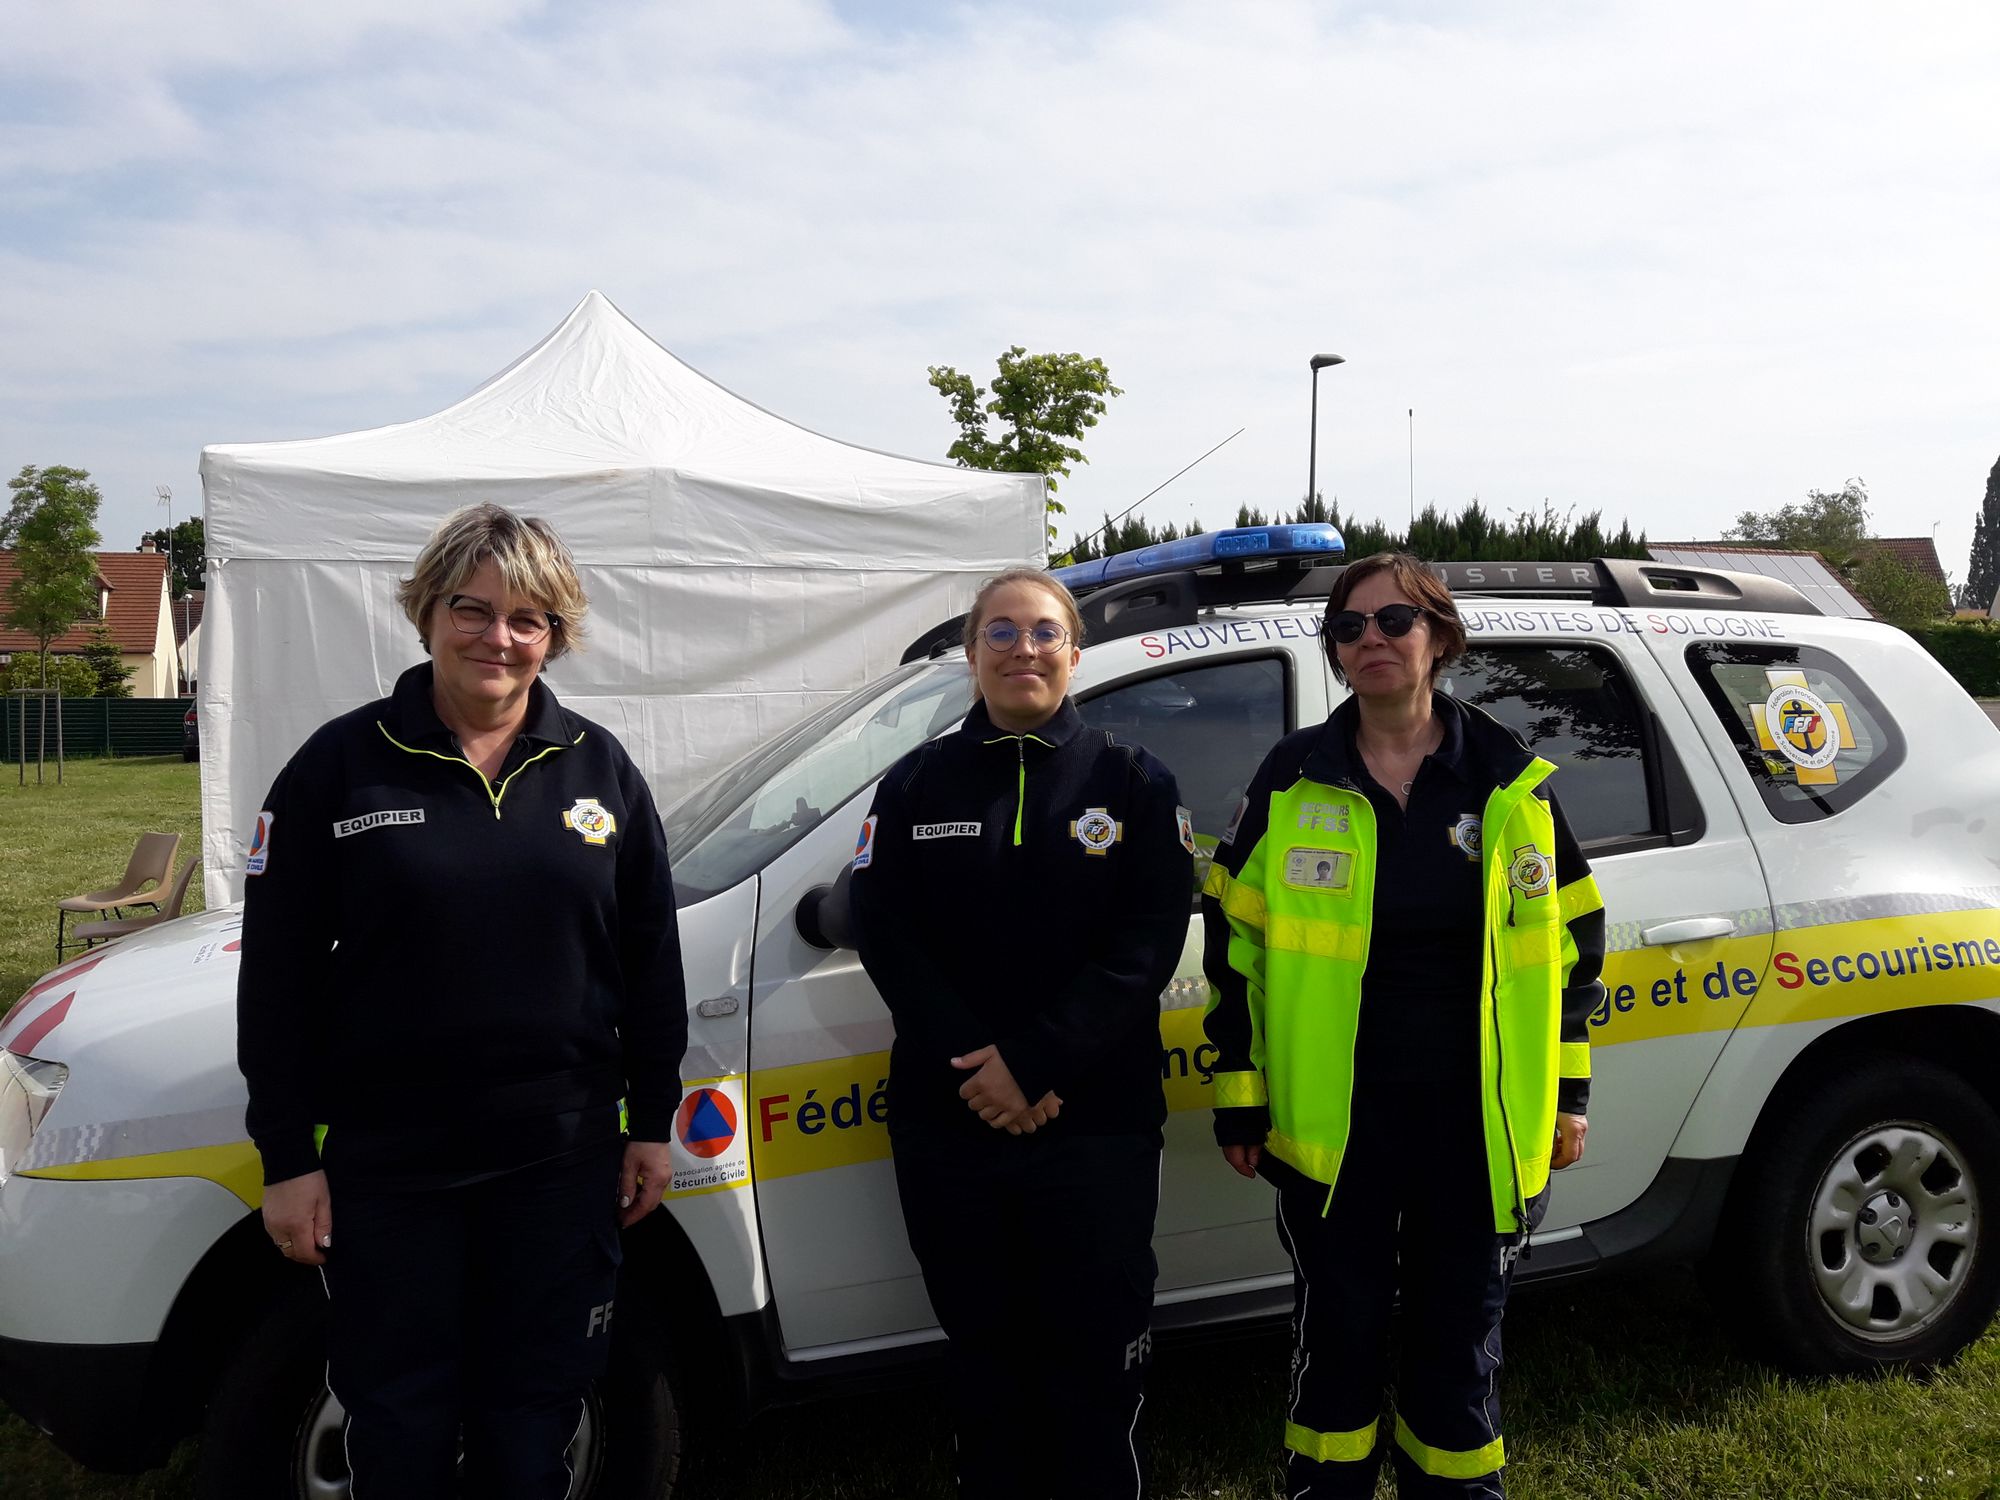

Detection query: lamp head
xmin=1310 ymin=354 xmax=1345 ymax=371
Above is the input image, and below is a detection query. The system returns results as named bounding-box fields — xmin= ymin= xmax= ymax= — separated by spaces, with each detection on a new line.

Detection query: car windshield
xmin=664 ymin=660 xmax=974 ymax=905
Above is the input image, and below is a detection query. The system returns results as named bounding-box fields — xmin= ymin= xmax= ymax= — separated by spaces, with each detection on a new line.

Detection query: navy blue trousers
xmin=1272 ymin=1087 xmax=1542 ymax=1500
xmin=894 ymin=1128 xmax=1161 ymax=1500
xmin=321 ymin=1137 xmax=625 ymax=1499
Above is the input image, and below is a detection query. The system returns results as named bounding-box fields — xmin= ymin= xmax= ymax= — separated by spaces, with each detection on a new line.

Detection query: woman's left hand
xmin=1552 ymin=1112 xmax=1588 ymax=1170
xmin=618 ymin=1139 xmax=674 ymax=1227
xmin=950 ymin=1044 xmax=1032 ymax=1129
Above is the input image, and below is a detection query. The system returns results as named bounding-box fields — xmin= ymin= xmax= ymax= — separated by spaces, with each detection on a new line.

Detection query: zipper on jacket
xmin=1013 ymin=739 xmax=1026 ymax=846
xmin=378 ymin=724 xmax=578 ymax=819
xmin=1488 ymin=911 xmax=1529 ymax=1235
xmin=983 ymin=730 xmax=1050 ymax=848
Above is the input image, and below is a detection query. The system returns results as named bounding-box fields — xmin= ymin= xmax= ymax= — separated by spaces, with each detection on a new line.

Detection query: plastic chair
xmin=56 ymin=832 xmax=181 ymax=957
xmin=81 ymin=859 xmax=202 ymax=949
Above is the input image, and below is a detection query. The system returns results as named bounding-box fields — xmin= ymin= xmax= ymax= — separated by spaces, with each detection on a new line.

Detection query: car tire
xmin=1709 ymin=1054 xmax=2000 ymax=1374
xmin=194 ymin=1288 xmax=683 ymax=1499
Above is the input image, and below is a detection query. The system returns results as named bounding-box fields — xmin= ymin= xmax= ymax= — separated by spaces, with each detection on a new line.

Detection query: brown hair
xmin=397 ymin=503 xmax=589 ymax=661
xmin=1321 ymin=551 xmax=1466 ymax=685
xmin=961 ymin=567 xmax=1085 ymax=651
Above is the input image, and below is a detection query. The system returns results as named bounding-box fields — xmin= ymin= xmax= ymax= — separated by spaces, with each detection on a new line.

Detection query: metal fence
xmin=3 ymin=696 xmax=192 ymax=761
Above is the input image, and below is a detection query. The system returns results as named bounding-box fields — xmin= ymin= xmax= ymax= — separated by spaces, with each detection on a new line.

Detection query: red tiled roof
xmin=172 ymin=589 xmax=205 ymax=649
xmin=0 ymin=551 xmax=169 ymax=655
xmin=1855 ymin=537 xmax=1948 ymax=586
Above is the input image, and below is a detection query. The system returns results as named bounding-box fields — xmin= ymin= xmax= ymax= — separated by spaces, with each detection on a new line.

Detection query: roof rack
xmin=1286 ymin=559 xmax=1821 ymax=616
xmin=899 ymin=540 xmax=1823 ymax=663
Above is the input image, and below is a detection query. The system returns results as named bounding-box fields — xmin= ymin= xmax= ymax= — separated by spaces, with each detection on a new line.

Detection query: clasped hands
xmin=951 ymin=1044 xmax=1061 ymax=1135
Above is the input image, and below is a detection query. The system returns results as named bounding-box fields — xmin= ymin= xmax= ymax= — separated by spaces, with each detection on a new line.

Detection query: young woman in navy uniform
xmin=849 ymin=568 xmax=1193 ymax=1500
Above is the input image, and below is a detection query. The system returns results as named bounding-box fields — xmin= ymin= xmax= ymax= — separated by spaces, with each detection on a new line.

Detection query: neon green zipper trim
xmin=377 ymin=723 xmax=583 ymax=819
xmin=982 ymin=730 xmax=1054 ymax=848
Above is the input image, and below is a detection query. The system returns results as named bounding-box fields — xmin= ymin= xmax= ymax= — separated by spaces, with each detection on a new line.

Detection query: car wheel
xmin=1711 ymin=1055 xmax=2000 ymax=1374
xmin=194 ymin=1290 xmax=681 ymax=1498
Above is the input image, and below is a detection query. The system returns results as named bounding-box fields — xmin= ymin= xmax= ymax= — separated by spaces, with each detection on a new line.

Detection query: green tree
xmin=5 ymin=465 xmax=104 ymax=685
xmin=929 ymin=348 xmax=1123 ymax=547
xmin=3 ymin=653 xmax=97 ymax=698
xmin=1853 ymin=551 xmax=1952 ymax=630
xmin=80 ymin=622 xmax=133 ymax=697
xmin=1725 ymin=479 xmax=1871 ymax=569
xmin=141 ymin=518 xmax=205 ymax=599
xmin=1965 ymin=455 xmax=1999 ymax=611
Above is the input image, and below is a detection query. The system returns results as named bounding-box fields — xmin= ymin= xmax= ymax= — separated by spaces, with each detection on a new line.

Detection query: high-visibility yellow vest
xmin=1204 ymin=758 xmax=1595 ymax=1232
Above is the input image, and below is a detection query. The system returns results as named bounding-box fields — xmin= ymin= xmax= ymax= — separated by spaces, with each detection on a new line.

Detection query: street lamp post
xmin=1308 ymin=353 xmax=1345 ymax=513
xmin=156 ymin=485 xmax=185 ymax=695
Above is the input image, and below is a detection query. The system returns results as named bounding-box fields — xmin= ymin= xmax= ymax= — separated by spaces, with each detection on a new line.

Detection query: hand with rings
xmin=261 ymin=1170 xmax=332 ymax=1267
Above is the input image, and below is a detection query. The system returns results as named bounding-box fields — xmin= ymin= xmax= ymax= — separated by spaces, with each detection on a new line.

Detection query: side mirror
xmin=795 ymin=864 xmax=857 ymax=951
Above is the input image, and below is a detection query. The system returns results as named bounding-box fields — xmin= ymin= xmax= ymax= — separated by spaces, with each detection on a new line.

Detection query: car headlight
xmin=0 ymin=1053 xmax=68 ymax=1185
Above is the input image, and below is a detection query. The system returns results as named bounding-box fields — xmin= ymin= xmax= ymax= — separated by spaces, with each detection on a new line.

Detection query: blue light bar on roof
xmin=1051 ymin=523 xmax=1345 ymax=593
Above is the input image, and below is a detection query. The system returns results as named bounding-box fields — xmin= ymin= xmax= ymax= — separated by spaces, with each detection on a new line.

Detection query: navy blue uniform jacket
xmin=849 ymin=697 xmax=1193 ymax=1142
xmin=236 ymin=664 xmax=688 ymax=1187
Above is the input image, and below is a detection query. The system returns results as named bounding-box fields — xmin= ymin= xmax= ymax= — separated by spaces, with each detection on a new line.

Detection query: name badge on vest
xmin=1283 ymin=847 xmax=1352 ymax=893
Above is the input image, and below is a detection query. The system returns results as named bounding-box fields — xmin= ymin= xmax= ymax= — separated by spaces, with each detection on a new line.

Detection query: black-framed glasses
xmin=446 ymin=595 xmax=556 ymax=645
xmin=978 ymin=620 xmax=1071 ymax=654
xmin=1327 ymin=604 xmax=1428 ymax=645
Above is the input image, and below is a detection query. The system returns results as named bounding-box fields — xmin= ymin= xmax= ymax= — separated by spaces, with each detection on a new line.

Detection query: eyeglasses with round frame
xmin=977 ymin=619 xmax=1072 ymax=654
xmin=445 ymin=594 xmax=556 ymax=645
xmin=1326 ymin=603 xmax=1429 ymax=646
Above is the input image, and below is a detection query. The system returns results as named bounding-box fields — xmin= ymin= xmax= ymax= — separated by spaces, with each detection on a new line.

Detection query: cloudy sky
xmin=5 ymin=0 xmax=1997 ymax=583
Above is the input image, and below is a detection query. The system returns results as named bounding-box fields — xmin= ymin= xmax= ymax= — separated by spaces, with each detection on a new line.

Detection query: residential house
xmin=0 ymin=548 xmax=180 ymax=697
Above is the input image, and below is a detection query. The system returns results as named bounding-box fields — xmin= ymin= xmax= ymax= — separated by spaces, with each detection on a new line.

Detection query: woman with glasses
xmin=1201 ymin=552 xmax=1605 ymax=1500
xmin=237 ymin=503 xmax=687 ymax=1499
xmin=848 ymin=567 xmax=1193 ymax=1499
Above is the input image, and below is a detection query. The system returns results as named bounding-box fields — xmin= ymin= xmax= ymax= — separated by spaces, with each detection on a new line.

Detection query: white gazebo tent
xmin=198 ymin=291 xmax=1044 ymax=902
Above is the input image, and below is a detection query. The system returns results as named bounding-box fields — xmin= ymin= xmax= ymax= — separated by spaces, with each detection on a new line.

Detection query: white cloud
xmin=1 ymin=0 xmax=1996 ymax=569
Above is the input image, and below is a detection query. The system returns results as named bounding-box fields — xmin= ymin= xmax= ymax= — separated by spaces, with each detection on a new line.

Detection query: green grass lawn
xmin=4 ymin=759 xmax=1999 ymax=1498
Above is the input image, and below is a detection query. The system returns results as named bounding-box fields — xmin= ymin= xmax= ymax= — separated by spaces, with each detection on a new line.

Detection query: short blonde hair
xmin=961 ymin=568 xmax=1085 ymax=651
xmin=397 ymin=504 xmax=589 ymax=661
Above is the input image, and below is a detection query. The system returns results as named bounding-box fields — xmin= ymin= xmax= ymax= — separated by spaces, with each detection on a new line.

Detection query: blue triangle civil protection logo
xmin=684 ymin=1091 xmax=733 ymax=1146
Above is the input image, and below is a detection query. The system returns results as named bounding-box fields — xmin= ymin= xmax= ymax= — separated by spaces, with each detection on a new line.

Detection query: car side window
xmin=1441 ymin=644 xmax=1698 ymax=852
xmin=1076 ymin=654 xmax=1290 ymax=898
xmin=1686 ymin=642 xmax=1904 ymax=823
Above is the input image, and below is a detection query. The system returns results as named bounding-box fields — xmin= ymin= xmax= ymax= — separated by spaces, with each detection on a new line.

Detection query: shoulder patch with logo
xmin=1283 ymin=848 xmax=1352 ymax=892
xmin=245 ymin=811 xmax=274 ymax=876
xmin=1070 ymin=807 xmax=1123 ymax=855
xmin=1508 ymin=842 xmax=1553 ymax=898
xmin=562 ymin=798 xmax=617 ymax=846
xmin=1449 ymin=813 xmax=1482 ymax=862
xmin=1175 ymin=806 xmax=1197 ymax=855
xmin=852 ymin=815 xmax=878 ymax=870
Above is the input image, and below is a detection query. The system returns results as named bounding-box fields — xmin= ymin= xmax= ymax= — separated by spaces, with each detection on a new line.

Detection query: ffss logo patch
xmin=1070 ymin=808 xmax=1123 ymax=855
xmin=563 ymin=798 xmax=617 ymax=846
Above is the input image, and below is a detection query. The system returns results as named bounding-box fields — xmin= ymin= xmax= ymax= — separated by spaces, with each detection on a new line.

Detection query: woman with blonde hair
xmin=850 ymin=566 xmax=1193 ymax=1499
xmin=238 ymin=502 xmax=687 ymax=1498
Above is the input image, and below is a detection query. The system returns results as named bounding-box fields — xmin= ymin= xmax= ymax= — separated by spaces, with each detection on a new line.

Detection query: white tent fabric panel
xmin=199 ymin=293 xmax=1043 ymax=902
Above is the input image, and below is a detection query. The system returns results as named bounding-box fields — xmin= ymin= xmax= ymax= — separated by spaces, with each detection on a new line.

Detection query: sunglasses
xmin=1326 ymin=603 xmax=1428 ymax=645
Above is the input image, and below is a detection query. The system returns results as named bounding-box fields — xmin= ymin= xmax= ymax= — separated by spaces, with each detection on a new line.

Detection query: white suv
xmin=4 ymin=528 xmax=1998 ymax=1498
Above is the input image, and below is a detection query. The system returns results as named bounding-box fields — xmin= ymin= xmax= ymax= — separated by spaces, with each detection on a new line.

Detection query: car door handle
xmin=1640 ymin=917 xmax=1737 ymax=946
